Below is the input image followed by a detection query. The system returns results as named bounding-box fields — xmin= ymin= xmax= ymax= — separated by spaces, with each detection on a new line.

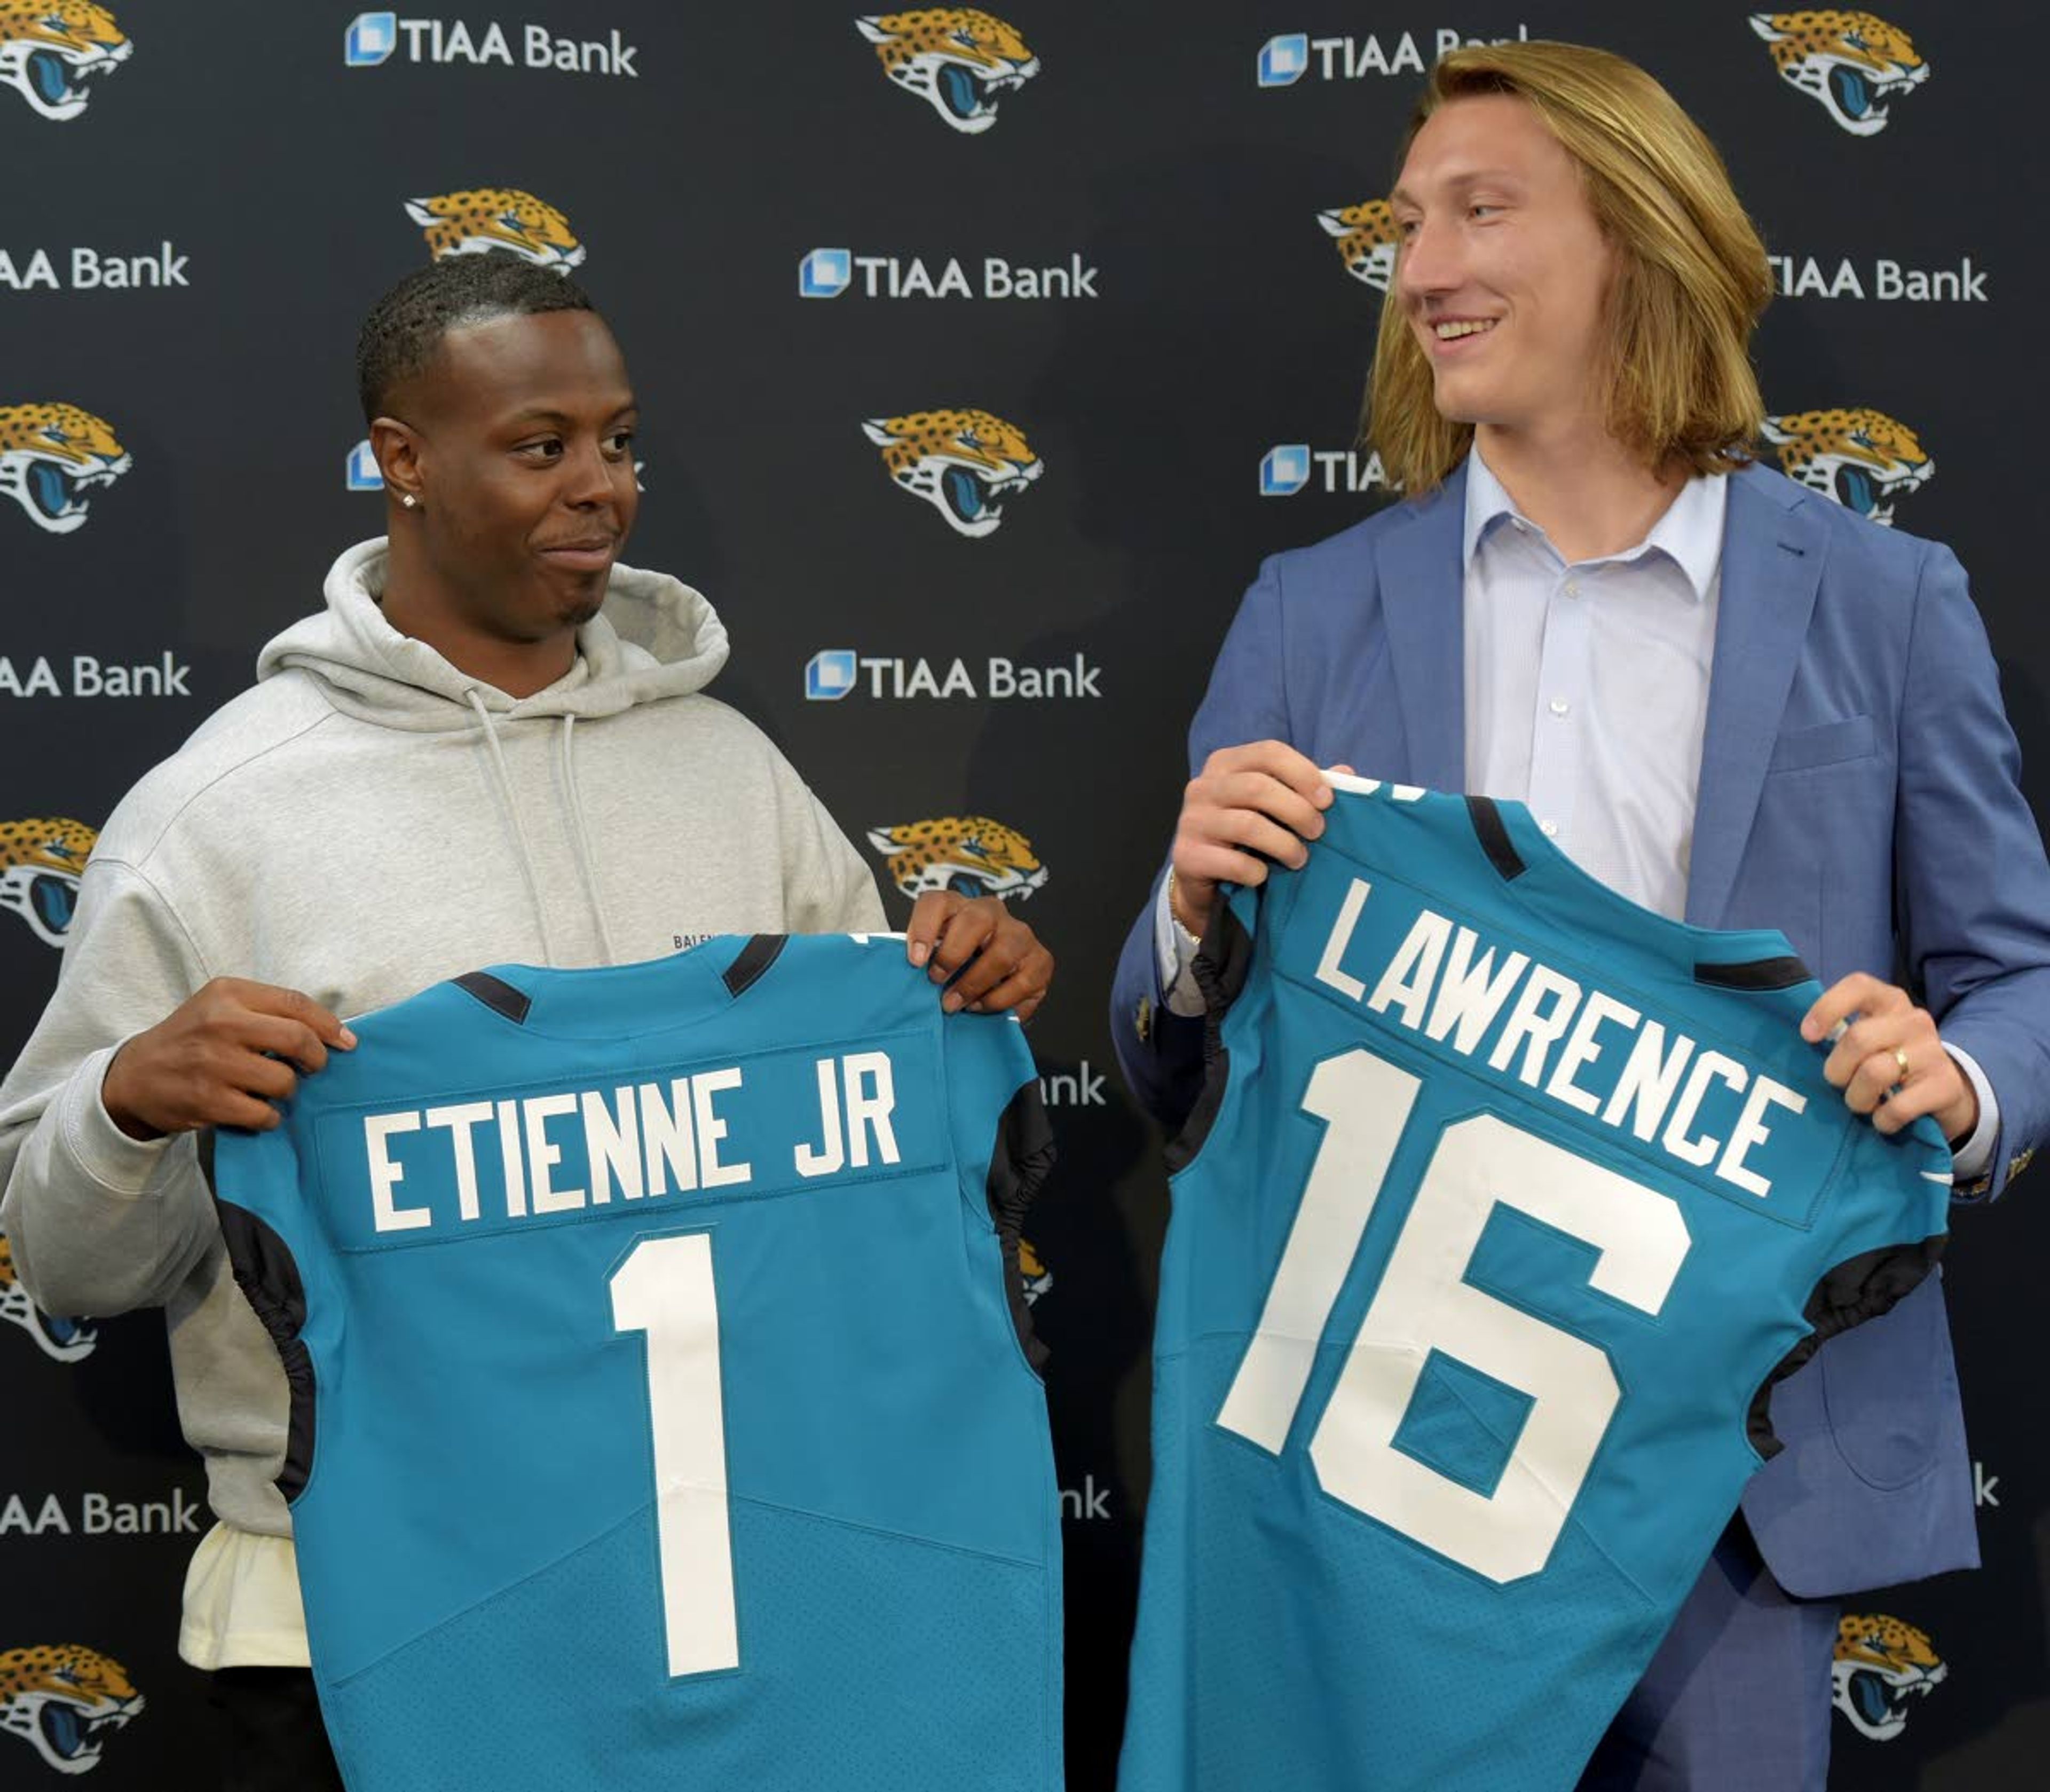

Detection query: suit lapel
xmin=1374 ymin=466 xmax=1468 ymax=793
xmin=1685 ymin=465 xmax=1826 ymax=927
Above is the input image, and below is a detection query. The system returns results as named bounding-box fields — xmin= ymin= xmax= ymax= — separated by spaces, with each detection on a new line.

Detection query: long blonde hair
xmin=1366 ymin=42 xmax=1772 ymax=493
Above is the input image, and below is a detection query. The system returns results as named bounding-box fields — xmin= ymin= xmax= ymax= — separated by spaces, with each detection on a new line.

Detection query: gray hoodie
xmin=0 ymin=539 xmax=883 ymax=1543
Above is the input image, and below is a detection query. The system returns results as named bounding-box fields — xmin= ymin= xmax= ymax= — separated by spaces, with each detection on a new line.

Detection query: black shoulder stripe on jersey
xmin=1465 ymin=796 xmax=1528 ymax=882
xmin=211 ymin=1196 xmax=319 ymax=1503
xmin=1166 ymin=901 xmax=1257 ymax=1173
xmin=723 ymin=934 xmax=787 ymax=998
xmin=1693 ymin=955 xmax=1812 ymax=993
xmin=454 ymin=970 xmax=532 ymax=1025
xmin=984 ymin=1081 xmax=1058 ymax=1369
xmin=1744 ymin=1234 xmax=1947 ymax=1457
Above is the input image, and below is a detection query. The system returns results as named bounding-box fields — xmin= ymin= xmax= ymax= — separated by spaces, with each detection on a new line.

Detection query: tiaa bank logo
xmin=0 ymin=1642 xmax=143 ymax=1774
xmin=1260 ymin=443 xmax=1399 ymax=498
xmin=1762 ymin=407 xmax=1930 ymax=526
xmin=866 ymin=816 xmax=1048 ymax=902
xmin=0 ymin=404 xmax=130 ymax=534
xmin=863 ymin=409 xmax=1043 ymax=538
xmin=1750 ymin=11 xmax=1927 ymax=136
xmin=856 ymin=9 xmax=1039 ymax=133
xmin=406 ymin=188 xmax=586 ymax=269
xmin=0 ymin=1 xmax=131 ymax=121
xmin=0 ymin=816 xmax=94 ymax=946
xmin=1319 ymin=199 xmax=1399 ymax=293
xmin=1833 ymin=1613 xmax=1946 ymax=1741
xmin=0 ymin=1231 xmax=96 ymax=1362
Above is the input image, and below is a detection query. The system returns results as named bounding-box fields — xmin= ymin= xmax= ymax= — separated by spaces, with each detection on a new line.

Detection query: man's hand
xmin=905 ymin=893 xmax=1053 ymax=1023
xmin=1170 ymin=742 xmax=1343 ymax=940
xmin=1801 ymin=973 xmax=1978 ymax=1143
xmin=101 ymin=978 xmax=357 ymax=1141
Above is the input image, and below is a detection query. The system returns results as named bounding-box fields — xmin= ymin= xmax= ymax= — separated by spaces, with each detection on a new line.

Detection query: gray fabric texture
xmin=0 ymin=538 xmax=884 ymax=1542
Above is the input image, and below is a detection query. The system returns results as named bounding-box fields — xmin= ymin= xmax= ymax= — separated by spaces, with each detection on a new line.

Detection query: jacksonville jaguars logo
xmin=868 ymin=816 xmax=1048 ymax=902
xmin=1763 ymin=407 xmax=1931 ymax=526
xmin=1751 ymin=11 xmax=1928 ymax=136
xmin=0 ymin=1644 xmax=143 ymax=1775
xmin=863 ymin=410 xmax=1042 ymax=538
xmin=405 ymin=189 xmax=587 ymax=271
xmin=1018 ymin=1236 xmax=1053 ymax=1306
xmin=1833 ymin=1613 xmax=1947 ymax=1741
xmin=1320 ymin=200 xmax=1398 ymax=293
xmin=0 ymin=816 xmax=95 ymax=946
xmin=0 ymin=2 xmax=130 ymax=121
xmin=856 ymin=9 xmax=1039 ymax=133
xmin=0 ymin=1234 xmax=96 ymax=1363
xmin=0 ymin=406 xmax=131 ymax=535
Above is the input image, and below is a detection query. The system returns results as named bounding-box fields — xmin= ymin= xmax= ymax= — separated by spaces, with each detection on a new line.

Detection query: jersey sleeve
xmin=1745 ymin=1119 xmax=1953 ymax=1458
xmin=943 ymin=1013 xmax=1055 ymax=1367
xmin=200 ymin=1120 xmax=329 ymax=1502
xmin=1165 ymin=879 xmax=1266 ymax=1174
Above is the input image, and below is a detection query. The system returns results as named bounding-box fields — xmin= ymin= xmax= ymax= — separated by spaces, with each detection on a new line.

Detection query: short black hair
xmin=355 ymin=255 xmax=597 ymax=423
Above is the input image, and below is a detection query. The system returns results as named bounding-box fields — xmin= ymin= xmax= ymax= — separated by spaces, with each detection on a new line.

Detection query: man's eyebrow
xmin=499 ymin=398 xmax=639 ymax=427
xmin=1390 ymin=168 xmax=1523 ymax=204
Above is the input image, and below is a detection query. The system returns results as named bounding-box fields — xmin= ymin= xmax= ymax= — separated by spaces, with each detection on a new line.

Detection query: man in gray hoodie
xmin=0 ymin=255 xmax=1053 ymax=1788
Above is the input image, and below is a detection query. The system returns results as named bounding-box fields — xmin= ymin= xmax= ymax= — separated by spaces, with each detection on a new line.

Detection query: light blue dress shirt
xmin=1159 ymin=447 xmax=1996 ymax=1175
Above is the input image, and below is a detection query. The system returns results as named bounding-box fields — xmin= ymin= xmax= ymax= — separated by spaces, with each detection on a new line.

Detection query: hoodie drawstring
xmin=558 ymin=714 xmax=619 ymax=965
xmin=464 ymin=688 xmax=561 ymax=967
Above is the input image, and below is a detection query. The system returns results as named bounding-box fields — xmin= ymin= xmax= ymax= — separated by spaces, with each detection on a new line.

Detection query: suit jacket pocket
xmin=1767 ymin=713 xmax=1875 ymax=774
xmin=1818 ymin=1272 xmax=1950 ymax=1490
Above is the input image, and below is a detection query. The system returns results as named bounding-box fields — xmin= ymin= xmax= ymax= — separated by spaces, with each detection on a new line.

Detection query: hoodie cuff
xmin=60 ymin=1044 xmax=177 ymax=1196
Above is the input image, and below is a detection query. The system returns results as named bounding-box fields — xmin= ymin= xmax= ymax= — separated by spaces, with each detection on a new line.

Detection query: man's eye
xmin=604 ymin=431 xmax=635 ymax=456
xmin=519 ymin=439 xmax=563 ymax=460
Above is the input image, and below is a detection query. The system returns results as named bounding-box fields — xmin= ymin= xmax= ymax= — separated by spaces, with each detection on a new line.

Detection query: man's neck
xmin=1475 ymin=421 xmax=1688 ymax=565
xmin=380 ymin=569 xmax=577 ymax=700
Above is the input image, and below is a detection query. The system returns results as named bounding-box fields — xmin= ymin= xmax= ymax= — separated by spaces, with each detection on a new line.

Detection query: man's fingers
xmin=1801 ymin=973 xmax=1904 ymax=1043
xmin=966 ymin=950 xmax=1055 ymax=1014
xmin=1177 ymin=843 xmax=1274 ymax=890
xmin=242 ymin=1013 xmax=330 ymax=1076
xmin=926 ymin=902 xmax=998 ymax=982
xmin=1215 ymin=772 xmax=1329 ymax=841
xmin=1202 ymin=740 xmax=1330 ymax=802
xmin=903 ymin=892 xmax=962 ymax=967
xmin=231 ymin=981 xmax=355 ymax=1050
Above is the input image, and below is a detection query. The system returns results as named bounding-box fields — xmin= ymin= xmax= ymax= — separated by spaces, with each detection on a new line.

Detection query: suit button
xmin=1135 ymin=995 xmax=1154 ymax=1045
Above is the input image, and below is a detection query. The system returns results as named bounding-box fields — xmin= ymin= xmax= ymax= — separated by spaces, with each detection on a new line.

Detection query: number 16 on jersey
xmin=1217 ymin=1048 xmax=1693 ymax=1584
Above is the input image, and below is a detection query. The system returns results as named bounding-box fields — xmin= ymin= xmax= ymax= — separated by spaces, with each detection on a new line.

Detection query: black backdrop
xmin=4 ymin=4 xmax=2045 ymax=1787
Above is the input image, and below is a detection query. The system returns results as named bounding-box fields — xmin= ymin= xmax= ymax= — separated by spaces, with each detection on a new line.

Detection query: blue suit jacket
xmin=1113 ymin=459 xmax=2050 ymax=1596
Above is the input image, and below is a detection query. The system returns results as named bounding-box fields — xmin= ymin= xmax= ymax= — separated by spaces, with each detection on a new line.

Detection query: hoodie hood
xmin=256 ymin=538 xmax=731 ymax=731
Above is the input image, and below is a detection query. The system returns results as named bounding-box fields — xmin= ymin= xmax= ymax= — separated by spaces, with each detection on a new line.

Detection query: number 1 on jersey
xmin=611 ymin=1233 xmax=741 ymax=1676
xmin=1218 ymin=1048 xmax=1691 ymax=1583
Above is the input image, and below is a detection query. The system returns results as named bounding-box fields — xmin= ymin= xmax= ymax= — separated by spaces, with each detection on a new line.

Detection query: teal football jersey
xmin=209 ymin=933 xmax=1062 ymax=1792
xmin=1119 ymin=781 xmax=1951 ymax=1792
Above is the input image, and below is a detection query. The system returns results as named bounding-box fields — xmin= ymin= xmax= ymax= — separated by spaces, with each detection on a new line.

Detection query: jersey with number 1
xmin=208 ymin=933 xmax=1061 ymax=1792
xmin=1118 ymin=780 xmax=1951 ymax=1792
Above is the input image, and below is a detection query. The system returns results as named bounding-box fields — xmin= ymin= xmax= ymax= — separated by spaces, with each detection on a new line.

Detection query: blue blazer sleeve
xmin=1895 ymin=541 xmax=2050 ymax=1198
xmin=1110 ymin=559 xmax=1296 ymax=1128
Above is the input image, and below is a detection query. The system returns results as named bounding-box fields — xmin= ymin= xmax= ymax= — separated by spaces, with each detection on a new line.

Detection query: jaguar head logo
xmin=0 ymin=406 xmax=131 ymax=535
xmin=868 ymin=816 xmax=1048 ymax=902
xmin=1319 ymin=200 xmax=1399 ymax=293
xmin=1763 ymin=407 xmax=1932 ymax=526
xmin=0 ymin=1644 xmax=143 ymax=1774
xmin=0 ymin=816 xmax=95 ymax=945
xmin=1018 ymin=1235 xmax=1052 ymax=1306
xmin=0 ymin=1234 xmax=96 ymax=1362
xmin=1833 ymin=1613 xmax=1946 ymax=1741
xmin=856 ymin=9 xmax=1039 ymax=134
xmin=1751 ymin=11 xmax=1928 ymax=136
xmin=0 ymin=2 xmax=130 ymax=121
xmin=863 ymin=409 xmax=1043 ymax=538
xmin=404 ymin=188 xmax=587 ymax=271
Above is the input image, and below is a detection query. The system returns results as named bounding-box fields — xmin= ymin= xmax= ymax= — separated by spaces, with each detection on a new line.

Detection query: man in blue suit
xmin=1112 ymin=41 xmax=2050 ymax=1791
